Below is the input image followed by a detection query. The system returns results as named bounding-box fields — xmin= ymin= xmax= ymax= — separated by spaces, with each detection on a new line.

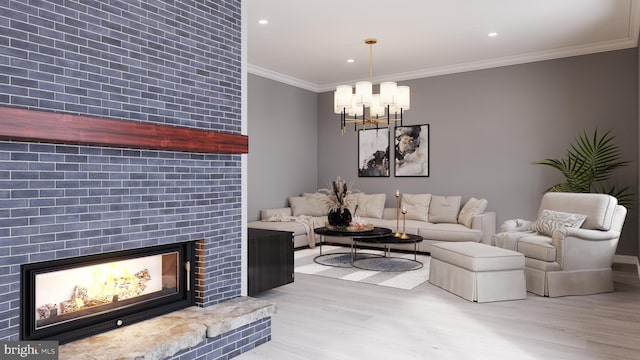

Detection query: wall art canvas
xmin=358 ymin=128 xmax=390 ymax=177
xmin=394 ymin=124 xmax=429 ymax=177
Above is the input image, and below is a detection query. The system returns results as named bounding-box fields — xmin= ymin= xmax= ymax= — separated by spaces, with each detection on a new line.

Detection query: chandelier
xmin=334 ymin=38 xmax=410 ymax=135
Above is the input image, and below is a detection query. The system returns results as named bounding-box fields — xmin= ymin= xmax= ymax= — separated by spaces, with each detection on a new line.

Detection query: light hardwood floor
xmin=237 ymin=263 xmax=640 ymax=360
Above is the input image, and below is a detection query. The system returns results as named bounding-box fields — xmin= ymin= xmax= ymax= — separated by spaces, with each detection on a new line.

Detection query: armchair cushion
xmin=538 ymin=192 xmax=616 ymax=230
xmin=517 ymin=235 xmax=556 ymax=262
xmin=529 ymin=209 xmax=587 ymax=236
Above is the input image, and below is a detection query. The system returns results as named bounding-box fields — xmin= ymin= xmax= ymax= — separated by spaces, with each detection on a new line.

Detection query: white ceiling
xmin=247 ymin=0 xmax=640 ymax=92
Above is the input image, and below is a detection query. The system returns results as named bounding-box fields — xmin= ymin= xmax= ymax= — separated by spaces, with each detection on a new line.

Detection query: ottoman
xmin=429 ymin=242 xmax=526 ymax=302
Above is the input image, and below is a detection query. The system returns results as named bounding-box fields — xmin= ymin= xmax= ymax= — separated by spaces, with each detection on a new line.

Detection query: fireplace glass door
xmin=21 ymin=242 xmax=195 ymax=343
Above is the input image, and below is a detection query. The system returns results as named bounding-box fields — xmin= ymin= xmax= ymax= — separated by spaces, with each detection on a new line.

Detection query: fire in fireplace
xmin=21 ymin=242 xmax=196 ymax=344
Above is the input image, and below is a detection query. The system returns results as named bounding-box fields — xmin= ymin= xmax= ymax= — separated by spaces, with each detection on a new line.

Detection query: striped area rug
xmin=294 ymin=245 xmax=430 ymax=290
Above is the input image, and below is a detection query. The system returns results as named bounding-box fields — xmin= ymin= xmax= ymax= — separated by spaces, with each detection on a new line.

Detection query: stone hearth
xmin=59 ymin=297 xmax=275 ymax=360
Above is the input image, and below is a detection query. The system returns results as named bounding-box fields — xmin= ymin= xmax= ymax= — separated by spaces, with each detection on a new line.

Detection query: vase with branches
xmin=532 ymin=128 xmax=633 ymax=208
xmin=318 ymin=176 xmax=357 ymax=227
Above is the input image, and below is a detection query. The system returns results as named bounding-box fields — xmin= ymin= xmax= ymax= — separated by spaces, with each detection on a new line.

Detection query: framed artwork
xmin=394 ymin=124 xmax=429 ymax=177
xmin=358 ymin=128 xmax=390 ymax=177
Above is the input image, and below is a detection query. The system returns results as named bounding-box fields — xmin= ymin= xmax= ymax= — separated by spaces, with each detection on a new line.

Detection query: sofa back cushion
xmin=401 ymin=193 xmax=431 ymax=222
xmin=288 ymin=194 xmax=326 ymax=217
xmin=303 ymin=192 xmax=330 ymax=215
xmin=538 ymin=192 xmax=617 ymax=230
xmin=356 ymin=193 xmax=386 ymax=219
xmin=428 ymin=195 xmax=462 ymax=223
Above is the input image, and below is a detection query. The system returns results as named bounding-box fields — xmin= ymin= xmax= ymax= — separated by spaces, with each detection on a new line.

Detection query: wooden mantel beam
xmin=0 ymin=106 xmax=248 ymax=154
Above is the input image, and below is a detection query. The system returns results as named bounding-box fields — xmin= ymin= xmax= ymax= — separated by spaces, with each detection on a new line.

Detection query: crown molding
xmin=250 ymin=37 xmax=639 ymax=94
xmin=247 ymin=64 xmax=320 ymax=92
xmin=317 ymin=38 xmax=639 ymax=92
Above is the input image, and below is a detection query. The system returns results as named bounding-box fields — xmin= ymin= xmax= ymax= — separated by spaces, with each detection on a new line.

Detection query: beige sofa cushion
xmin=417 ymin=223 xmax=482 ymax=242
xmin=458 ymin=197 xmax=488 ymax=227
xmin=288 ymin=195 xmax=325 ymax=217
xmin=303 ymin=192 xmax=330 ymax=215
xmin=429 ymin=195 xmax=462 ymax=223
xmin=356 ymin=193 xmax=386 ymax=219
xmin=401 ymin=193 xmax=431 ymax=222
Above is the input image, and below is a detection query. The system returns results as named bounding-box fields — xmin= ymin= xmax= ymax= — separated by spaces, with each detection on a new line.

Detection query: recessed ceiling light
xmin=488 ymin=32 xmax=498 ymax=37
xmin=347 ymin=59 xmax=355 ymax=63
xmin=258 ymin=19 xmax=268 ymax=25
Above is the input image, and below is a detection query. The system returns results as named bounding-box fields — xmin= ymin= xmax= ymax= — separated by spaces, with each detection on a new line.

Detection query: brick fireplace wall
xmin=0 ymin=0 xmax=261 ymax=357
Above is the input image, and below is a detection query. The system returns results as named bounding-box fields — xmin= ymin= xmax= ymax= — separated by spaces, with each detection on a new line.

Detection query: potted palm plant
xmin=533 ymin=128 xmax=633 ymax=208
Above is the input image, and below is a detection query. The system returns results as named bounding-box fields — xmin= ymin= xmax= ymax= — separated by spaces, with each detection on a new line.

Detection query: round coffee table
xmin=351 ymin=233 xmax=423 ymax=271
xmin=313 ymin=226 xmax=392 ymax=267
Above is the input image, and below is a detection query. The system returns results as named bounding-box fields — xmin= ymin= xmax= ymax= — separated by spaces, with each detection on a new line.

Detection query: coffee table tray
xmin=325 ymin=223 xmax=375 ymax=232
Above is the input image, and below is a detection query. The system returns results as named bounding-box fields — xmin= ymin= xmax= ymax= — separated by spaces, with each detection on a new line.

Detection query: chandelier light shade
xmin=370 ymin=94 xmax=385 ymax=117
xmin=379 ymin=82 xmax=396 ymax=105
xmin=334 ymin=38 xmax=410 ymax=134
xmin=396 ymin=86 xmax=411 ymax=110
xmin=355 ymin=81 xmax=372 ymax=107
xmin=335 ymin=85 xmax=353 ymax=110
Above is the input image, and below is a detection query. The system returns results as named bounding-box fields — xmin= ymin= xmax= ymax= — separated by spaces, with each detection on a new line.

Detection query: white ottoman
xmin=429 ymin=242 xmax=526 ymax=302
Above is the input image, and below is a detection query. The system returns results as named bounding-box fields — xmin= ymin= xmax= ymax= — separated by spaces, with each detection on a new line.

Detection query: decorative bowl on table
xmin=325 ymin=222 xmax=374 ymax=232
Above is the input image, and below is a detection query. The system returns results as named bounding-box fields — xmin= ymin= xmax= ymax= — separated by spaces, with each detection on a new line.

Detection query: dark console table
xmin=248 ymin=228 xmax=294 ymax=296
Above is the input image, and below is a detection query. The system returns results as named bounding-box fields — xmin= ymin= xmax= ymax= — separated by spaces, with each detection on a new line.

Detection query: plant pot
xmin=328 ymin=208 xmax=352 ymax=227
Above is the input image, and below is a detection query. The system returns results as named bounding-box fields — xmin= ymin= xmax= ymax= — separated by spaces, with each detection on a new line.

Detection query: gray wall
xmin=248 ymin=49 xmax=638 ymax=255
xmin=317 ymin=49 xmax=639 ymax=255
xmin=247 ymin=74 xmax=318 ymax=220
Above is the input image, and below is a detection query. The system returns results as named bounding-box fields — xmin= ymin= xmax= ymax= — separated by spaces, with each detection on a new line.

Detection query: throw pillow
xmin=428 ymin=195 xmax=462 ymax=223
xmin=288 ymin=196 xmax=324 ymax=217
xmin=401 ymin=193 xmax=431 ymax=222
xmin=529 ymin=209 xmax=588 ymax=236
xmin=457 ymin=197 xmax=488 ymax=228
xmin=355 ymin=193 xmax=386 ymax=219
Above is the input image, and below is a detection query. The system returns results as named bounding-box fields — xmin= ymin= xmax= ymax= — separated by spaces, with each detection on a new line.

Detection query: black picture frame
xmin=358 ymin=128 xmax=390 ymax=177
xmin=394 ymin=124 xmax=429 ymax=177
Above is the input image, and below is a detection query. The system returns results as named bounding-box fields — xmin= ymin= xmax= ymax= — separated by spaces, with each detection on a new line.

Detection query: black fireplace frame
xmin=20 ymin=242 xmax=196 ymax=344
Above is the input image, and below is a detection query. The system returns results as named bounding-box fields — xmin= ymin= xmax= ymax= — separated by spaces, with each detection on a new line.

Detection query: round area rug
xmin=352 ymin=257 xmax=423 ymax=272
xmin=296 ymin=245 xmax=430 ymax=290
xmin=314 ymin=252 xmax=382 ymax=268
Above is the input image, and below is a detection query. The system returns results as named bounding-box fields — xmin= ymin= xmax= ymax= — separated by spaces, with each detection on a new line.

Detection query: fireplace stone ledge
xmin=58 ymin=297 xmax=276 ymax=360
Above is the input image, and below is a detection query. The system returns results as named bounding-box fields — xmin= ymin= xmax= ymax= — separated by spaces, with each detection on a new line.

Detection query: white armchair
xmin=493 ymin=192 xmax=627 ymax=297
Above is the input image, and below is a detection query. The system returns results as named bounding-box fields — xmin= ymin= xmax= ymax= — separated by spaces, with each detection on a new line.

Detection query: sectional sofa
xmin=248 ymin=192 xmax=496 ymax=253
